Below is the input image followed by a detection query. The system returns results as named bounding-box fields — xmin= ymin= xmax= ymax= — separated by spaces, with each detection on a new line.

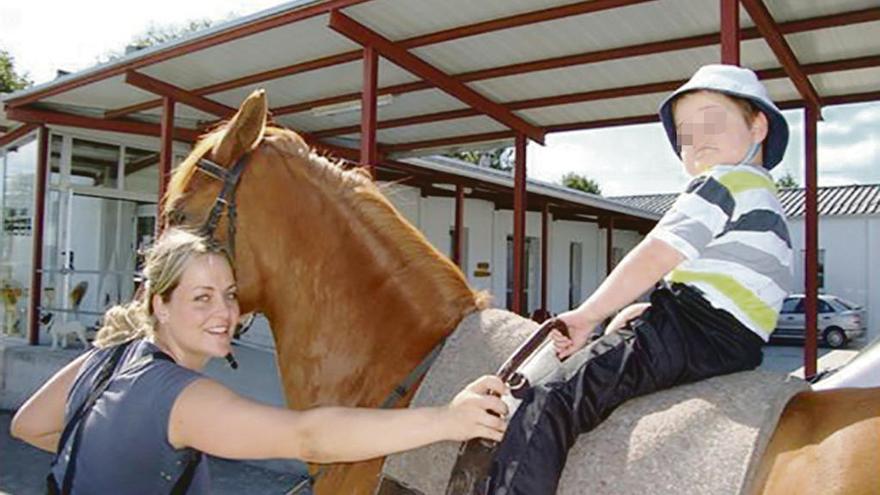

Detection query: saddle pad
xmin=382 ymin=309 xmax=809 ymax=494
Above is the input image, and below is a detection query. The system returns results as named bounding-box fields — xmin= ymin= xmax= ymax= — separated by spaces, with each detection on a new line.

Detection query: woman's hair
xmin=94 ymin=228 xmax=232 ymax=348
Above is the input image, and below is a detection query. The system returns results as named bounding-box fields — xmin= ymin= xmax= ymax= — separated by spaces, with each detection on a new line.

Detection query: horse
xmin=164 ymin=90 xmax=880 ymax=495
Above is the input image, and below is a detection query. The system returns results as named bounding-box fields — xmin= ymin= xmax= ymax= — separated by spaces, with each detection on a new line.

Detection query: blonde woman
xmin=11 ymin=228 xmax=507 ymax=494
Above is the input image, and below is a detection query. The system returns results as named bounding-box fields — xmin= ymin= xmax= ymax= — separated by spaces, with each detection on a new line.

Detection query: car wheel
xmin=823 ymin=327 xmax=847 ymax=349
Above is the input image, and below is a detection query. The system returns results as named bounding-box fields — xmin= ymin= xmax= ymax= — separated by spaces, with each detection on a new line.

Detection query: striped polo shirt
xmin=650 ymin=164 xmax=793 ymax=340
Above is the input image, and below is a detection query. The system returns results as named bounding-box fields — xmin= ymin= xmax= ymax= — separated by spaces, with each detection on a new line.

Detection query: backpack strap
xmin=53 ymin=343 xmax=187 ymax=494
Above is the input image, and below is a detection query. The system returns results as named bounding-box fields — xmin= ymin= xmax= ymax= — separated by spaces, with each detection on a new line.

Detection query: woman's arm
xmin=169 ymin=374 xmax=508 ymax=463
xmin=553 ymin=236 xmax=685 ymax=358
xmin=10 ymin=352 xmax=91 ymax=453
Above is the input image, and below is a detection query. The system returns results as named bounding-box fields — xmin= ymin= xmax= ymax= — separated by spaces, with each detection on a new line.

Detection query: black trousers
xmin=487 ymin=284 xmax=765 ymax=495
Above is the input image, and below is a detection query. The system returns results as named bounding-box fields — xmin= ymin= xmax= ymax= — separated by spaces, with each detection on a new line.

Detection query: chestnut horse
xmin=165 ymin=91 xmax=880 ymax=495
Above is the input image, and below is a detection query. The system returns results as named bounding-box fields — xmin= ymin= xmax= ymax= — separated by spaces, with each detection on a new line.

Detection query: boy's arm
xmin=553 ymin=236 xmax=685 ymax=358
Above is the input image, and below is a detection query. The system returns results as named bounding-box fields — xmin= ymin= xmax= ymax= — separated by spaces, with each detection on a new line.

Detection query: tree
xmin=448 ymin=147 xmax=514 ymax=172
xmin=775 ymin=173 xmax=799 ymax=189
xmin=0 ymin=50 xmax=32 ymax=93
xmin=97 ymin=18 xmax=225 ymax=63
xmin=561 ymin=172 xmax=602 ymax=195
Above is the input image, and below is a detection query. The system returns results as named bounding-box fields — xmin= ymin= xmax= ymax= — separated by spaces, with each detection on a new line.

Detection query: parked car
xmin=772 ymin=294 xmax=867 ymax=349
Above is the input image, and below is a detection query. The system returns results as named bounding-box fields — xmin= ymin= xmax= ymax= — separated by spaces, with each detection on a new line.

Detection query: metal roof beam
xmin=741 ymin=0 xmax=822 ymax=110
xmin=0 ymin=123 xmax=39 ymax=148
xmin=315 ymin=53 xmax=880 ymax=138
xmin=274 ymin=8 xmax=879 ymax=117
xmin=123 ymin=71 xmax=236 ymax=118
xmin=103 ymin=0 xmax=650 ymax=119
xmin=384 ymin=84 xmax=880 ymax=154
xmin=6 ymin=106 xmax=201 ymax=142
xmin=4 ymin=0 xmax=372 ymax=109
xmin=327 ymin=11 xmax=545 ymax=144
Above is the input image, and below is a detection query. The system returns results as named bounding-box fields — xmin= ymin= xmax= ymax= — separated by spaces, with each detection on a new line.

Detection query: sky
xmin=2 ymin=0 xmax=878 ymax=197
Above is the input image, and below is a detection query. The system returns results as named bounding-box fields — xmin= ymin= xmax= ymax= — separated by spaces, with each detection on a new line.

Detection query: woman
xmin=11 ymin=228 xmax=507 ymax=494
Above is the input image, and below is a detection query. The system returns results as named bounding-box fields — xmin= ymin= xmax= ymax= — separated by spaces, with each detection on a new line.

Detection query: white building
xmin=614 ymin=184 xmax=880 ymax=343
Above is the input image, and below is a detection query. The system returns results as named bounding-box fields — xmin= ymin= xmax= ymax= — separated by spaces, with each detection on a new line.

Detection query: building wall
xmin=787 ymin=215 xmax=880 ymax=341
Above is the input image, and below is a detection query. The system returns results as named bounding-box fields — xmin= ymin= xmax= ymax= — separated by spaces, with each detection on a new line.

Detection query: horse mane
xmin=165 ymin=124 xmax=490 ymax=313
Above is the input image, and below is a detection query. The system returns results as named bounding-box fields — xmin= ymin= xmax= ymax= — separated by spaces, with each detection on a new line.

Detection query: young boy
xmin=486 ymin=64 xmax=793 ymax=494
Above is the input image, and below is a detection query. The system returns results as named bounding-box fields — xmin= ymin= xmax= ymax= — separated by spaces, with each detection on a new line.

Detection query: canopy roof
xmin=2 ymin=0 xmax=878 ymax=157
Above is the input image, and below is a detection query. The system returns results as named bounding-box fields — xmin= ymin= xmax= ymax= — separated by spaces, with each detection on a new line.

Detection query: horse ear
xmin=213 ymin=89 xmax=268 ymax=165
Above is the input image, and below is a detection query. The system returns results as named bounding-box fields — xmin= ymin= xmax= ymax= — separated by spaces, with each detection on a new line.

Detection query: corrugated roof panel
xmin=468 ymin=46 xmax=720 ymax=105
xmin=140 ymin=16 xmax=355 ymax=91
xmin=375 ymin=115 xmax=506 ymax=144
xmin=520 ymin=92 xmax=667 ymax=126
xmin=206 ymin=58 xmax=419 ymax=113
xmin=766 ymin=0 xmax=880 ymax=24
xmin=786 ymin=22 xmax=880 ymax=64
xmin=410 ymin=0 xmax=719 ymax=77
xmin=345 ymin=0 xmax=576 ymax=42
xmin=811 ymin=67 xmax=880 ymax=98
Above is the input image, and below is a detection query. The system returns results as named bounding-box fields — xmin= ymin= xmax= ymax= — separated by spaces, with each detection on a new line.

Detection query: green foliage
xmin=775 ymin=173 xmax=799 ymax=189
xmin=97 ymin=18 xmax=222 ymax=63
xmin=0 ymin=50 xmax=32 ymax=93
xmin=448 ymin=147 xmax=514 ymax=172
xmin=561 ymin=172 xmax=602 ymax=195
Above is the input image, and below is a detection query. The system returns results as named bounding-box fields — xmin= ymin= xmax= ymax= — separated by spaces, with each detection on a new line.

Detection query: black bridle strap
xmin=195 ymin=152 xmax=251 ymax=258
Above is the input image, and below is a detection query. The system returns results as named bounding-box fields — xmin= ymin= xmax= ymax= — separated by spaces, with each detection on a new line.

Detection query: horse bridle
xmin=191 ymin=152 xmax=253 ymax=258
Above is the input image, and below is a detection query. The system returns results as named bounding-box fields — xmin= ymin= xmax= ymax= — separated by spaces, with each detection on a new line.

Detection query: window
xmin=569 ymin=242 xmax=583 ymax=308
xmin=817 ymin=299 xmax=835 ymax=314
xmin=780 ymin=297 xmax=802 ymax=314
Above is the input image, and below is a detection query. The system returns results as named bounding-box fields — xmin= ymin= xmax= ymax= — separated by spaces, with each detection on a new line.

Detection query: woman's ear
xmin=152 ymin=294 xmax=168 ymax=323
xmin=751 ymin=111 xmax=770 ymax=145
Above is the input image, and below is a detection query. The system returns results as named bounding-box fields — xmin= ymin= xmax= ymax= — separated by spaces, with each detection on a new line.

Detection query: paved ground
xmin=1 ymin=340 xmax=864 ymax=494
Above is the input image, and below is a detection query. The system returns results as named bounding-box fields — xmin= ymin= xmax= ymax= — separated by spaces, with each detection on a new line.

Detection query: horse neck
xmin=239 ymin=145 xmax=481 ymax=408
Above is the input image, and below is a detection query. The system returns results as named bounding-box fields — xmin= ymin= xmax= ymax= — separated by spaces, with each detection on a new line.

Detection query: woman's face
xmin=673 ymin=90 xmax=768 ymax=175
xmin=153 ymin=253 xmax=240 ymax=369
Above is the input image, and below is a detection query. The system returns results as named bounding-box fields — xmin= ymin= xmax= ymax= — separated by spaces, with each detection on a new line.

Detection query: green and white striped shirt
xmin=650 ymin=164 xmax=793 ymax=340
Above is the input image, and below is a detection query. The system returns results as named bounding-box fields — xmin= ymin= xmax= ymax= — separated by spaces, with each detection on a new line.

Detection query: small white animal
xmin=43 ymin=313 xmax=91 ymax=350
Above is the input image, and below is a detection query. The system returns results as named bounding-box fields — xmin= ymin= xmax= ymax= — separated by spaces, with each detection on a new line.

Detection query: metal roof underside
xmin=2 ymin=0 xmax=879 ymax=157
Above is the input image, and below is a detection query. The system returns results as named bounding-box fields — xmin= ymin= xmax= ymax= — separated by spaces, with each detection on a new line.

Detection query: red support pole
xmin=606 ymin=216 xmax=615 ymax=276
xmin=157 ymin=97 xmax=175 ymax=234
xmin=453 ymin=184 xmax=464 ymax=267
xmin=721 ymin=0 xmax=740 ymax=65
xmin=804 ymin=104 xmax=819 ymax=377
xmin=540 ymin=202 xmax=549 ymax=317
xmin=361 ymin=45 xmax=379 ymax=176
xmin=27 ymin=126 xmax=49 ymax=345
xmin=513 ymin=135 xmax=528 ymax=315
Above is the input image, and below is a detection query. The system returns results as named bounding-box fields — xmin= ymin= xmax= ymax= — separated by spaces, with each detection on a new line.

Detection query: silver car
xmin=773 ymin=294 xmax=867 ymax=348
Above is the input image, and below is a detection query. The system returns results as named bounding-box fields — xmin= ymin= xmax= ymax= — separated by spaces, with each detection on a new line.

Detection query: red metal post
xmin=27 ymin=126 xmax=49 ymax=345
xmin=512 ymin=135 xmax=528 ymax=315
xmin=721 ymin=0 xmax=740 ymax=65
xmin=157 ymin=97 xmax=175 ymax=233
xmin=453 ymin=184 xmax=465 ymax=267
xmin=361 ymin=45 xmax=379 ymax=176
xmin=541 ymin=202 xmax=549 ymax=316
xmin=804 ymin=104 xmax=819 ymax=376
xmin=606 ymin=216 xmax=615 ymax=276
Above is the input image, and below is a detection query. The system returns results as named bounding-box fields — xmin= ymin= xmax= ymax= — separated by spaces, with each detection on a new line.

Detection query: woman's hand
xmin=443 ymin=375 xmax=509 ymax=442
xmin=552 ymin=309 xmax=601 ymax=359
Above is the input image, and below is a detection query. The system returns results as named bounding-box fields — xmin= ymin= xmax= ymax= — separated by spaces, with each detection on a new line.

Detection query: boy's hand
xmin=604 ymin=303 xmax=651 ymax=335
xmin=443 ymin=375 xmax=509 ymax=442
xmin=553 ymin=310 xmax=601 ymax=359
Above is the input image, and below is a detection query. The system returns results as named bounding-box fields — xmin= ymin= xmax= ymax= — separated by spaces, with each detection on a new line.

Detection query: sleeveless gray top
xmin=51 ymin=339 xmax=210 ymax=494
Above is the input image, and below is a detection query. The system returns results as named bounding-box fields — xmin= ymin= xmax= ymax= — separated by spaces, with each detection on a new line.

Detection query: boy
xmin=486 ymin=64 xmax=793 ymax=494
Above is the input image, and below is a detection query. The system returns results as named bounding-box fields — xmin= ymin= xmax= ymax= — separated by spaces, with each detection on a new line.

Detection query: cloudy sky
xmin=3 ymin=0 xmax=878 ymax=196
